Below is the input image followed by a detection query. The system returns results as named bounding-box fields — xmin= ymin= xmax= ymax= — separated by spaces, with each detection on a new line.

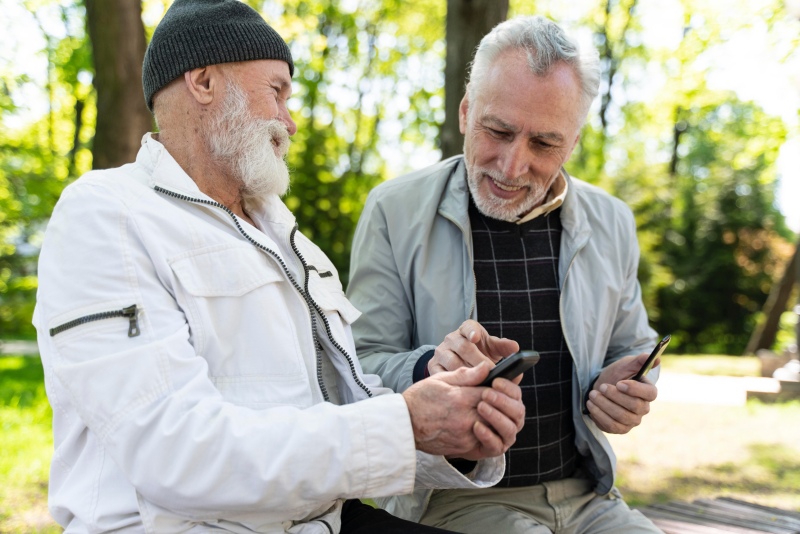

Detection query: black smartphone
xmin=479 ymin=350 xmax=540 ymax=387
xmin=631 ymin=334 xmax=671 ymax=381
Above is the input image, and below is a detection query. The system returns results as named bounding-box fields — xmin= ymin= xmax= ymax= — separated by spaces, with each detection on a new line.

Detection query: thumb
xmin=484 ymin=337 xmax=520 ymax=361
xmin=438 ymin=362 xmax=491 ymax=386
xmin=622 ymin=353 xmax=658 ymax=382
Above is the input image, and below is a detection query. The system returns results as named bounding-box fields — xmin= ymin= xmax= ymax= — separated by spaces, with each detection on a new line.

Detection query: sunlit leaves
xmin=0 ymin=0 xmax=797 ymax=352
xmin=263 ymin=0 xmax=448 ymax=282
xmin=0 ymin=0 xmax=89 ymax=337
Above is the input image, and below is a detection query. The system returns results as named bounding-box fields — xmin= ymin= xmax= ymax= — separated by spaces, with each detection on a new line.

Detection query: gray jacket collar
xmin=438 ymin=155 xmax=592 ymax=246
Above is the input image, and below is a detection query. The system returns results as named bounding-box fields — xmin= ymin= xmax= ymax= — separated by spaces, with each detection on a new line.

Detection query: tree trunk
xmin=85 ymin=0 xmax=151 ymax=170
xmin=795 ymin=237 xmax=800 ymax=348
xmin=441 ymin=0 xmax=509 ymax=159
xmin=744 ymin=238 xmax=800 ymax=354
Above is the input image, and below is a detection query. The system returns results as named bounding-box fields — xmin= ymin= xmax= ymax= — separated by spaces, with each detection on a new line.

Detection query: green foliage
xmin=532 ymin=0 xmax=798 ymax=353
xmin=1 ymin=0 xmax=798 ymax=354
xmin=775 ymin=307 xmax=800 ymax=353
xmin=275 ymin=0 xmax=446 ymax=283
xmin=654 ymin=98 xmax=791 ymax=353
xmin=1 ymin=0 xmax=91 ymax=338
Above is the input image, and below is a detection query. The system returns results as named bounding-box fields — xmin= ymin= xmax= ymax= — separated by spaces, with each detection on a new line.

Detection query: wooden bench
xmin=637 ymin=497 xmax=800 ymax=533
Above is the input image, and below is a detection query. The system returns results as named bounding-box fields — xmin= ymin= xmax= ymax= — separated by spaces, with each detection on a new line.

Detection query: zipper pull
xmin=122 ymin=305 xmax=140 ymax=337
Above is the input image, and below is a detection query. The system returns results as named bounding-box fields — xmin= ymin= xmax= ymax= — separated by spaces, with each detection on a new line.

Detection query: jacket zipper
xmin=290 ymin=226 xmax=329 ymax=402
xmin=289 ymin=227 xmax=371 ymax=397
xmin=559 ymin=240 xmax=587 ymax=403
xmin=440 ymin=211 xmax=476 ymax=321
xmin=154 ymin=186 xmax=371 ymax=400
xmin=50 ymin=305 xmax=140 ymax=338
xmin=470 ymin=271 xmax=477 ymax=320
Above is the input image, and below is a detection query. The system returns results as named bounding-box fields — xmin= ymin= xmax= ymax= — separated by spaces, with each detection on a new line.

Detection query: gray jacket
xmin=347 ymin=155 xmax=658 ymax=520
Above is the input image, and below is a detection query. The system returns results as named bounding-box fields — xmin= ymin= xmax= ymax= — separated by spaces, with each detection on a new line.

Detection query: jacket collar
xmin=439 ymin=155 xmax=591 ymax=245
xmin=137 ymin=133 xmax=297 ymax=227
xmin=438 ymin=156 xmax=472 ymax=233
xmin=558 ymin=168 xmax=591 ymax=245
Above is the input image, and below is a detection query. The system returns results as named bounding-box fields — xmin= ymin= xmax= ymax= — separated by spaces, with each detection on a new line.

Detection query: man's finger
xmin=447 ymin=339 xmax=497 ymax=368
xmin=458 ymin=320 xmax=483 ymax=344
xmin=428 ymin=360 xmax=447 ymax=375
xmin=484 ymin=336 xmax=519 ymax=361
xmin=588 ymin=387 xmax=642 ymax=428
xmin=471 ymin=419 xmax=506 ymax=458
xmin=476 ymin=400 xmax=518 ymax=453
xmin=490 ymin=376 xmax=523 ymax=402
xmin=480 ymin=389 xmax=525 ymax=434
xmin=432 ymin=348 xmax=467 ymax=371
xmin=616 ymin=379 xmax=658 ymax=403
xmin=603 ymin=384 xmax=654 ymax=418
xmin=481 ymin=389 xmax=525 ymax=433
xmin=437 ymin=362 xmax=491 ymax=387
xmin=585 ymin=400 xmax=628 ymax=434
xmin=441 ymin=330 xmax=493 ymax=368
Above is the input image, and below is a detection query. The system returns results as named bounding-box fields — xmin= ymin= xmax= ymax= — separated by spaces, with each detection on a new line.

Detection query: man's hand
xmin=402 ymin=363 xmax=525 ymax=460
xmin=429 ymin=320 xmax=519 ymax=375
xmin=584 ymin=353 xmax=659 ymax=434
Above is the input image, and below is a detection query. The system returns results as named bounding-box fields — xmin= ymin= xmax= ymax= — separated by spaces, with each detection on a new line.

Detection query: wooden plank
xmin=693 ymin=499 xmax=800 ymax=531
xmin=638 ymin=498 xmax=800 ymax=534
xmin=646 ymin=502 xmax=796 ymax=534
xmin=640 ymin=507 xmax=770 ymax=533
xmin=716 ymin=498 xmax=800 ymax=522
xmin=652 ymin=517 xmax=758 ymax=534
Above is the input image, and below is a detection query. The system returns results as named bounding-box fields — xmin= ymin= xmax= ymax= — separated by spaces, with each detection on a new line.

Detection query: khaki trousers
xmin=419 ymin=477 xmax=663 ymax=534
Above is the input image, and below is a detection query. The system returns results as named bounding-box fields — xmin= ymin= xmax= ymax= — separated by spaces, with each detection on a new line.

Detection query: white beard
xmin=466 ymin=164 xmax=548 ymax=222
xmin=205 ymin=82 xmax=291 ymax=201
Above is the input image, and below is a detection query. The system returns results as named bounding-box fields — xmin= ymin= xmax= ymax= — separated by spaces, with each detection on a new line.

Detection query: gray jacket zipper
xmin=50 ymin=305 xmax=140 ymax=337
xmin=154 ymin=186 xmax=372 ymax=400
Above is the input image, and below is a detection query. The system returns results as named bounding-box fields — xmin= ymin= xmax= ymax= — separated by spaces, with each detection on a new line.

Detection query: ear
xmin=183 ymin=66 xmax=219 ymax=106
xmin=458 ymin=91 xmax=470 ymax=135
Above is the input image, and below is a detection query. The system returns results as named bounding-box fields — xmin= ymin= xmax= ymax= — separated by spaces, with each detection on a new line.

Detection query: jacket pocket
xmin=169 ymin=245 xmax=310 ymax=407
xmin=308 ymin=275 xmax=362 ymax=326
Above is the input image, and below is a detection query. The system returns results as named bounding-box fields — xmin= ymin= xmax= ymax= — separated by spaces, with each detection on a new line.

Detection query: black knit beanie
xmin=142 ymin=0 xmax=294 ymax=113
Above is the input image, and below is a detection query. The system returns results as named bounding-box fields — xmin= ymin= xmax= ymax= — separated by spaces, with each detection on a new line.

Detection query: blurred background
xmin=1 ymin=0 xmax=799 ymax=532
xmin=2 ymin=0 xmax=799 ymax=353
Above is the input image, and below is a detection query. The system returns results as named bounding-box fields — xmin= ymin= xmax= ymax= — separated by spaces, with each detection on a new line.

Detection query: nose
xmin=499 ymin=139 xmax=531 ymax=179
xmin=280 ymin=106 xmax=297 ymax=136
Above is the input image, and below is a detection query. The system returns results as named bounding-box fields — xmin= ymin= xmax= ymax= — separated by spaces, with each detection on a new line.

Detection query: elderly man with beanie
xmin=32 ymin=1 xmax=526 ymax=532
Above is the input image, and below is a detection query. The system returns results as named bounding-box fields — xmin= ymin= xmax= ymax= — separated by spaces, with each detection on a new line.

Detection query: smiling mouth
xmin=489 ymin=175 xmax=523 ymax=192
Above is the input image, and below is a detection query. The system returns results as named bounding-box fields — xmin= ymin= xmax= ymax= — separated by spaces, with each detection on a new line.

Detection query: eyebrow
xmin=481 ymin=114 xmax=565 ymax=144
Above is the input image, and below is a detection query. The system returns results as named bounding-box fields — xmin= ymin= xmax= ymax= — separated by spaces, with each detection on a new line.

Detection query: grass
xmin=610 ymin=399 xmax=800 ymax=512
xmin=612 ymin=354 xmax=800 ymax=513
xmin=0 ymin=356 xmax=60 ymax=533
xmin=1 ymin=353 xmax=798 ymax=532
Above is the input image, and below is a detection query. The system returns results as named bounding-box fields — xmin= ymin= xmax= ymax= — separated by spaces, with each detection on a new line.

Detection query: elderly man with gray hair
xmin=347 ymin=15 xmax=664 ymax=533
xmin=32 ymin=1 xmax=528 ymax=532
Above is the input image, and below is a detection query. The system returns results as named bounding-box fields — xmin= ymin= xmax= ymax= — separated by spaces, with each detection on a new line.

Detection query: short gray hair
xmin=467 ymin=16 xmax=601 ymax=123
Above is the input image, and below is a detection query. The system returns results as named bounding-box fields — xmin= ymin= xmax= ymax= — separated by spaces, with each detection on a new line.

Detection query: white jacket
xmin=33 ymin=135 xmax=503 ymax=533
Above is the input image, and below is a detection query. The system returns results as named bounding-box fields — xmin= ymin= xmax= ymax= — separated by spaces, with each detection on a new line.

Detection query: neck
xmin=157 ymin=128 xmax=253 ymax=225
